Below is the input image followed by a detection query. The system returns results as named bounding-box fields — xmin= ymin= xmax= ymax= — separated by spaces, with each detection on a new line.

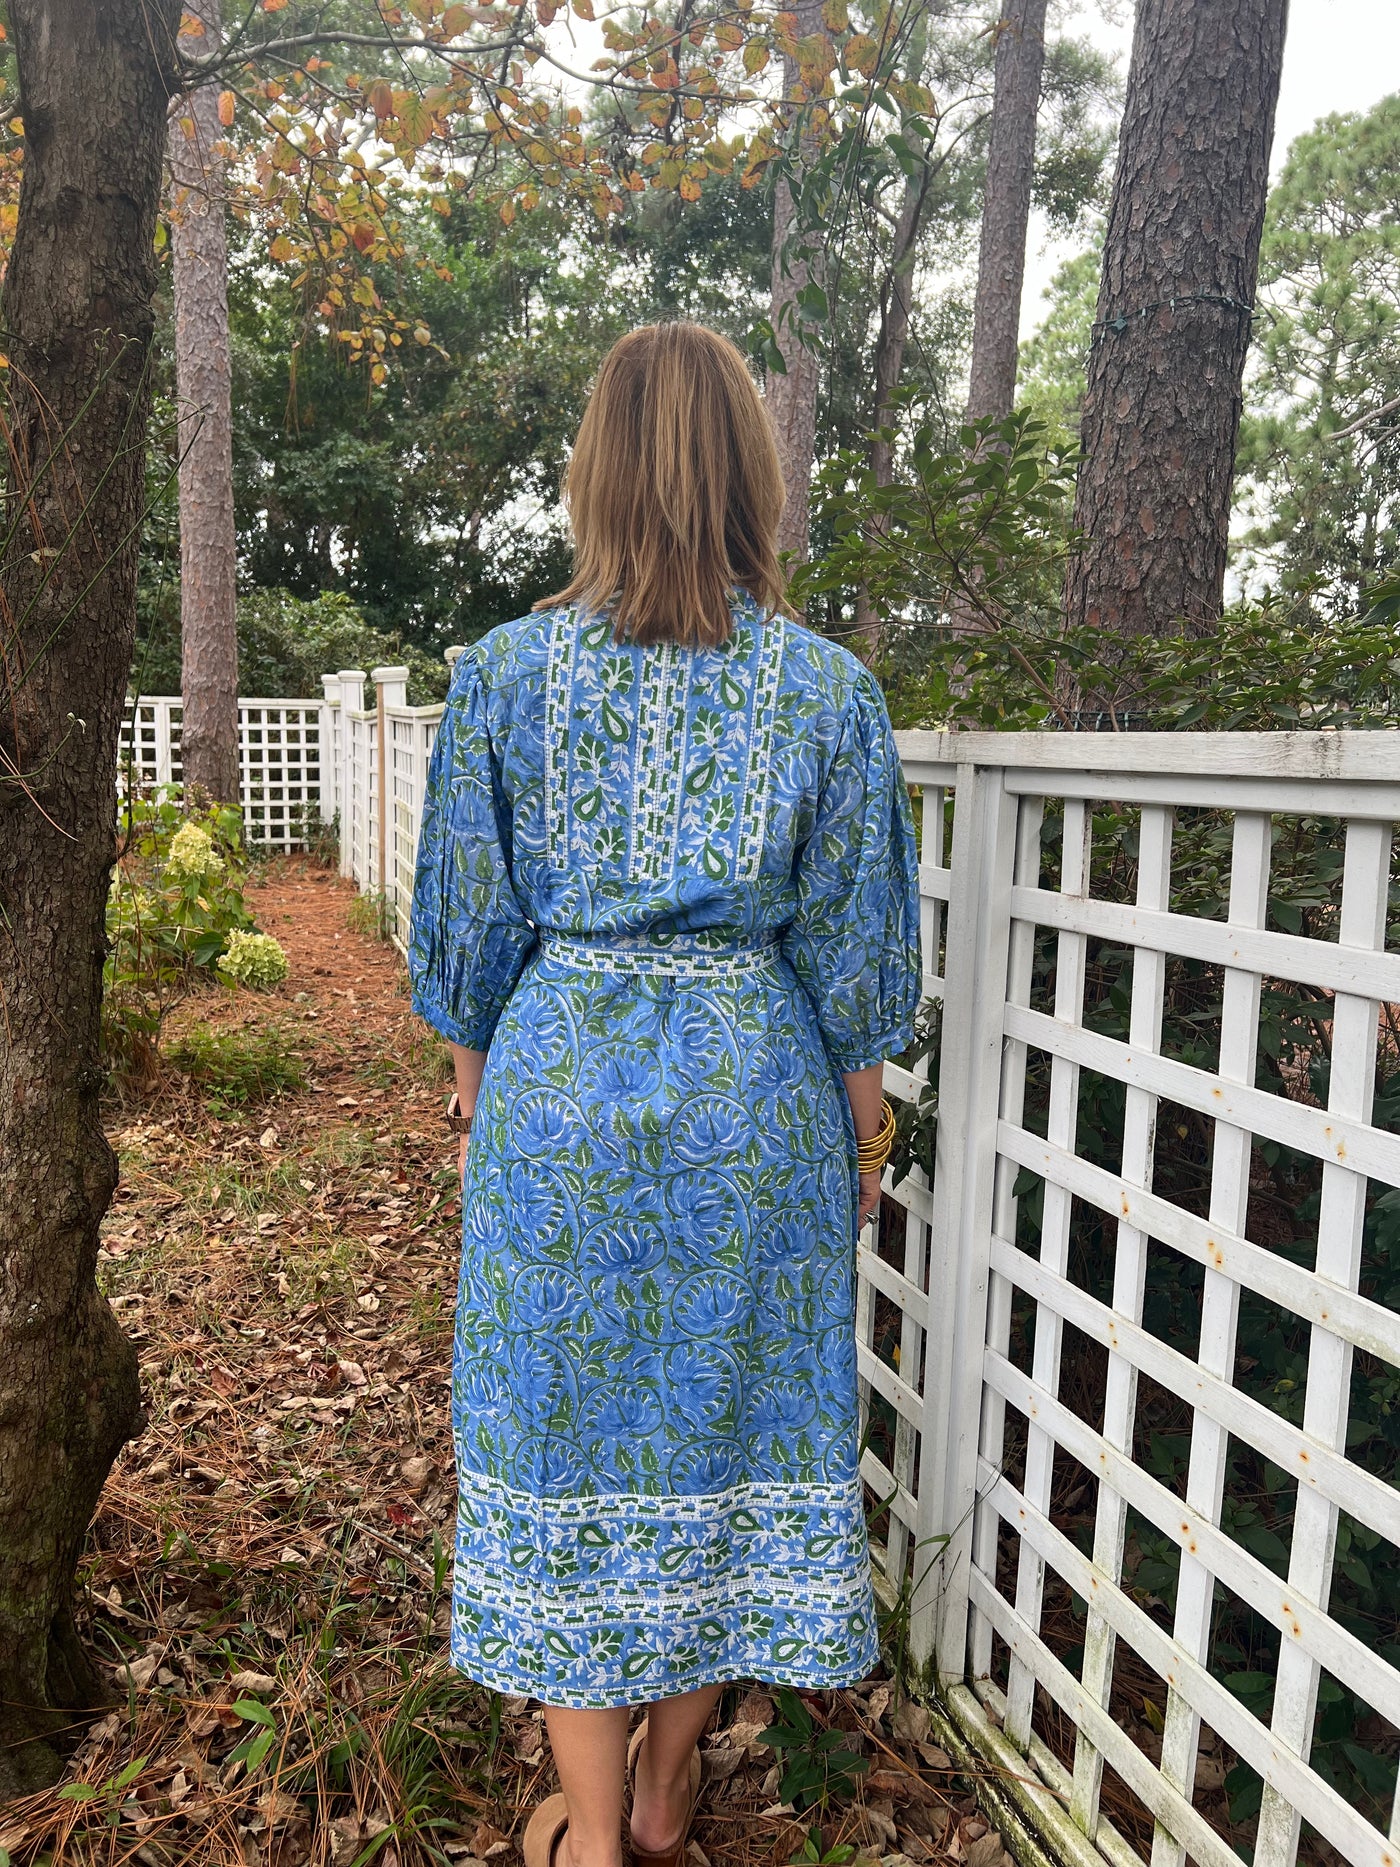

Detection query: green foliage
xmin=219 ymin=930 xmax=291 ymax=991
xmin=228 ymin=187 xmax=609 ymax=648
xmin=346 ymin=890 xmax=391 ymax=942
xmin=236 ymin=588 xmax=453 ymax=706
xmin=785 ymin=1825 xmax=857 ymax=1867
xmin=104 ymin=793 xmax=258 ymax=1077
xmin=800 ymin=401 xmax=1400 ymax=730
xmin=132 ymin=587 xmax=451 ymax=706
xmin=1239 ymin=93 xmax=1400 ymax=613
xmin=226 ymin=1699 xmax=279 ymax=1775
xmin=166 ymin=1023 xmax=306 ymax=1113
xmin=792 ymin=406 xmax=1079 ymax=726
xmin=1017 ymin=242 xmax=1101 ymax=439
xmin=1031 ymin=40 xmax=1118 ymax=237
xmin=755 ymin=1687 xmax=869 ymax=1813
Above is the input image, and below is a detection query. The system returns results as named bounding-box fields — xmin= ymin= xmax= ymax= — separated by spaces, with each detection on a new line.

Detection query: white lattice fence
xmin=317 ymin=673 xmax=1400 ymax=1867
xmin=864 ymin=732 xmax=1400 ymax=1867
xmin=326 ymin=661 xmax=457 ymax=955
xmin=119 ymin=695 xmax=329 ymax=851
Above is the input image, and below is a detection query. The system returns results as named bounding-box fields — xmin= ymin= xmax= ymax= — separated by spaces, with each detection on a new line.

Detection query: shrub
xmin=128 ymin=588 xmax=451 ymax=706
xmin=103 ymin=790 xmax=271 ymax=1083
xmin=219 ymin=930 xmax=290 ymax=990
xmin=164 ymin=820 xmax=226 ymax=882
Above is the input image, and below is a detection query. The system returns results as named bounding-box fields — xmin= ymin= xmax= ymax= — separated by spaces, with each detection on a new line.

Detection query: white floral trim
xmin=457 ymin=1465 xmax=861 ymax=1523
xmin=543 ymin=607 xmax=575 ymax=866
xmin=448 ymin=1464 xmax=880 ymax=1705
xmin=736 ymin=614 xmax=785 ymax=880
xmin=631 ymin=641 xmax=690 ymax=884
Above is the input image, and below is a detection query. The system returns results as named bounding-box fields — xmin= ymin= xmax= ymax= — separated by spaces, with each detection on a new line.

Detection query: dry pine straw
xmin=3 ymin=863 xmax=1001 ymax=1867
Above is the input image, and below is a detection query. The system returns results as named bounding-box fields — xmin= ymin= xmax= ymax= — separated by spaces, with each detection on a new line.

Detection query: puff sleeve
xmin=781 ymin=667 xmax=921 ymax=1072
xmin=407 ymin=656 xmax=536 ymax=1048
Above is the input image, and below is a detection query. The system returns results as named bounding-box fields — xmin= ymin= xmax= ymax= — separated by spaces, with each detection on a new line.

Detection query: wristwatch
xmin=446 ymin=1092 xmax=474 ymax=1136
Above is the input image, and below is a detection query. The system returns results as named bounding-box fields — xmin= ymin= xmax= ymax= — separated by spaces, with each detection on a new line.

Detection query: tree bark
xmin=1062 ymin=0 xmax=1288 ymax=641
xmin=0 ymin=0 xmax=178 ymax=1792
xmin=965 ymin=0 xmax=1050 ymax=423
xmin=171 ymin=0 xmax=240 ymax=802
xmin=767 ymin=0 xmax=827 ymax=563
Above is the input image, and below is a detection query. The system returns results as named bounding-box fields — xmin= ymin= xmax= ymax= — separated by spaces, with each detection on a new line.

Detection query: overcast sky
xmin=1021 ymin=0 xmax=1400 ymax=336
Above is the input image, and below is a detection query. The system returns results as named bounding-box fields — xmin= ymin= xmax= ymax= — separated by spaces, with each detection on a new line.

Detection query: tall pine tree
xmin=1063 ymin=0 xmax=1288 ymax=650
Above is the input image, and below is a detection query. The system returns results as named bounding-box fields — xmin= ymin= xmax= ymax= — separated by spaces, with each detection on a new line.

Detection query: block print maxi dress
xmin=407 ymin=592 xmax=921 ymax=1708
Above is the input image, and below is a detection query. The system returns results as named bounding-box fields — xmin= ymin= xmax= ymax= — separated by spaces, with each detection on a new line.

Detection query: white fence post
xmin=372 ymin=666 xmax=408 ymax=912
xmin=914 ymin=758 xmax=1020 ymax=1689
xmin=336 ymin=671 xmax=366 ymax=882
xmin=371 ymin=665 xmax=408 ymax=710
xmin=321 ymin=673 xmax=343 ymax=827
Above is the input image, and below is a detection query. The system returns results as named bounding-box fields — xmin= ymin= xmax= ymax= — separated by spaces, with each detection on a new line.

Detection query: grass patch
xmin=168 ymin=1021 xmax=306 ymax=1112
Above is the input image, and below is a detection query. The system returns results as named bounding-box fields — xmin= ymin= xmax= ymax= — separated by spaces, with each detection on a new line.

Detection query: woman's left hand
xmin=857 ymin=1167 xmax=882 ymax=1228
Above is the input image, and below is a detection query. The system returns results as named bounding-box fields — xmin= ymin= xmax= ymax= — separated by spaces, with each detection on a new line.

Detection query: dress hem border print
xmin=448 ymin=1467 xmax=880 ymax=1706
xmin=443 ymin=1651 xmax=883 ymax=1712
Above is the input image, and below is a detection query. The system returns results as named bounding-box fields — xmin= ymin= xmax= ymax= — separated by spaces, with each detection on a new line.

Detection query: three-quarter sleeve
xmin=782 ymin=667 xmax=921 ymax=1072
xmin=408 ymin=656 xmax=536 ymax=1048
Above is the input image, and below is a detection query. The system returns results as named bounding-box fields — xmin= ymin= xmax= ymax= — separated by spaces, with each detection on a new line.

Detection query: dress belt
xmin=535 ymin=929 xmax=784 ymax=978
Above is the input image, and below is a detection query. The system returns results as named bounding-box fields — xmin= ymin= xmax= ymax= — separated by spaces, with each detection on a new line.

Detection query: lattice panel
xmin=344 ymin=710 xmax=377 ymax=894
xmin=388 ymin=711 xmax=441 ymax=957
xmin=865 ymin=736 xmax=1400 ymax=1867
xmin=238 ymin=703 xmax=325 ymax=851
xmin=119 ymin=697 xmax=328 ymax=849
xmin=119 ymin=699 xmax=183 ymax=791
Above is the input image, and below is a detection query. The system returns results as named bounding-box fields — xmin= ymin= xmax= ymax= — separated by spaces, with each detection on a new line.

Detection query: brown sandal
xmin=626 ymin=1720 xmax=702 ymax=1867
xmin=523 ymin=1793 xmax=571 ymax=1867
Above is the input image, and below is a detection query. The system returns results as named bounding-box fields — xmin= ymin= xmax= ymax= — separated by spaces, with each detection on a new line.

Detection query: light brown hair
xmin=542 ymin=321 xmax=786 ymax=648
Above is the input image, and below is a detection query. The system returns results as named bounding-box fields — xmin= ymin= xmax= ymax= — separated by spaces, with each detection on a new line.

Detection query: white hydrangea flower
xmin=165 ymin=821 xmax=225 ymax=882
xmin=220 ymin=930 xmax=289 ymax=990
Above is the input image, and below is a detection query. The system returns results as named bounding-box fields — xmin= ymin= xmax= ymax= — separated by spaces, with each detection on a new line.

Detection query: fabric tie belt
xmin=535 ymin=929 xmax=785 ymax=979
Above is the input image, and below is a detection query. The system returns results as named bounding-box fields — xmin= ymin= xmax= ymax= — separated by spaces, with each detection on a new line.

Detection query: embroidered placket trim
xmin=736 ymin=615 xmax=785 ymax=880
xmin=544 ymin=608 xmax=575 ymax=867
xmin=629 ymin=642 xmax=691 ymax=885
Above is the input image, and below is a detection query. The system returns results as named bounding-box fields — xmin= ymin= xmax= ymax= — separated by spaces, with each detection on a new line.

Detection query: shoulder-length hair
xmin=541 ymin=321 xmax=786 ymax=648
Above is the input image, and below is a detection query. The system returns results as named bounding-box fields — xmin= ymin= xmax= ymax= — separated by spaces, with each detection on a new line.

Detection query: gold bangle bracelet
xmin=856 ymin=1098 xmax=897 ymax=1171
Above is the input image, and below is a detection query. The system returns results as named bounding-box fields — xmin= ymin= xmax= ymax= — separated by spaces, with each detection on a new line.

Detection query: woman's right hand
xmin=857 ymin=1167 xmax=882 ymax=1229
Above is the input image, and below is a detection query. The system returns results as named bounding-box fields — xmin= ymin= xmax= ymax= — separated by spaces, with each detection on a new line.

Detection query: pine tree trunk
xmin=965 ymin=0 xmax=1049 ymax=423
xmin=1062 ymin=0 xmax=1288 ymax=642
xmin=0 ymin=0 xmax=178 ymax=1792
xmin=171 ymin=0 xmax=240 ymax=803
xmin=767 ymin=0 xmax=827 ymax=563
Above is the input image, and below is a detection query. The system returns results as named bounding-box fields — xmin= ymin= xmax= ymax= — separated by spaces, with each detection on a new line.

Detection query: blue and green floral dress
xmin=408 ymin=591 xmax=921 ymax=1708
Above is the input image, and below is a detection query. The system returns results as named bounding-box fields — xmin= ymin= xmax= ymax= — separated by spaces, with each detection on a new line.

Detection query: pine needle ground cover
xmin=2 ymin=864 xmax=987 ymax=1867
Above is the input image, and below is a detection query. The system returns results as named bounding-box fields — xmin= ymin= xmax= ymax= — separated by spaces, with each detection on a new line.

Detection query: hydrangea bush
xmin=219 ymin=930 xmax=290 ymax=990
xmin=104 ymin=790 xmax=285 ymax=1081
xmin=164 ymin=820 xmax=226 ymax=883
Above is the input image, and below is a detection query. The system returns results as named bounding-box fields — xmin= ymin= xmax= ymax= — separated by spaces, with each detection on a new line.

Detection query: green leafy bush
xmin=129 ymin=588 xmax=449 ymax=706
xmin=219 ymin=930 xmax=290 ymax=990
xmin=104 ymin=791 xmax=259 ymax=1080
xmin=754 ymin=1687 xmax=869 ymax=1813
xmin=797 ymin=405 xmax=1400 ymax=732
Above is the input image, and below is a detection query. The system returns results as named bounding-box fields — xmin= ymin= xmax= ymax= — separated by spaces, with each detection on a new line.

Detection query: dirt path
xmin=2 ymin=861 xmax=984 ymax=1867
